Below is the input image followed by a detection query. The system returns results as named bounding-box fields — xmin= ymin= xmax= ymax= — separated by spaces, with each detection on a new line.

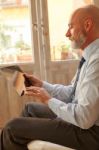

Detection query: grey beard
xmin=71 ymin=33 xmax=86 ymax=49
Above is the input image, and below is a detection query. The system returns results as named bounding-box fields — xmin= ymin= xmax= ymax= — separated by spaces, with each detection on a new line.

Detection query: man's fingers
xmin=26 ymin=86 xmax=41 ymax=94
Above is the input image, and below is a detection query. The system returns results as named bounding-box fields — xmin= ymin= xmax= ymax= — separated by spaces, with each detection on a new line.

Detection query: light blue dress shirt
xmin=43 ymin=39 xmax=99 ymax=129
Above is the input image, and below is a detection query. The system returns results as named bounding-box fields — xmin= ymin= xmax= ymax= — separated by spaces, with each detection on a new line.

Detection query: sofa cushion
xmin=27 ymin=140 xmax=74 ymax=150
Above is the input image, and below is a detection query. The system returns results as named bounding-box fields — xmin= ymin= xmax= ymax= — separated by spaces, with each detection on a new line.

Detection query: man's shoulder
xmin=89 ymin=53 xmax=99 ymax=63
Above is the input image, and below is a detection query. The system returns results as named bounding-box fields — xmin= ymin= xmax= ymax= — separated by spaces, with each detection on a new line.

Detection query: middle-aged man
xmin=1 ymin=4 xmax=99 ymax=150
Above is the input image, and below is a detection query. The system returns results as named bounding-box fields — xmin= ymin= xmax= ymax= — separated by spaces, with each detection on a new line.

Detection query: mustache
xmin=69 ymin=36 xmax=75 ymax=41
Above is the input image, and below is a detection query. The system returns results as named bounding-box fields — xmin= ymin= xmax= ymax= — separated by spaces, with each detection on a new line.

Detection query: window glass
xmin=47 ymin=0 xmax=92 ymax=61
xmin=0 ymin=0 xmax=33 ymax=64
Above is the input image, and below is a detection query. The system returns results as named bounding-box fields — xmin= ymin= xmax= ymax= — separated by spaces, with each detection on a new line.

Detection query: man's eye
xmin=68 ymin=25 xmax=71 ymax=29
xmin=69 ymin=25 xmax=73 ymax=29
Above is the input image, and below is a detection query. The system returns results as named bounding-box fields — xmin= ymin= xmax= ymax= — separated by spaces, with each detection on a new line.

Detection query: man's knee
xmin=21 ymin=102 xmax=37 ymax=117
xmin=24 ymin=102 xmax=39 ymax=111
xmin=4 ymin=118 xmax=23 ymax=135
xmin=3 ymin=118 xmax=31 ymax=142
xmin=23 ymin=102 xmax=46 ymax=114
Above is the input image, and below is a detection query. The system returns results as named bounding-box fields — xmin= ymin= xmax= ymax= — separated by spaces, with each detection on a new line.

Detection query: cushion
xmin=27 ymin=140 xmax=74 ymax=150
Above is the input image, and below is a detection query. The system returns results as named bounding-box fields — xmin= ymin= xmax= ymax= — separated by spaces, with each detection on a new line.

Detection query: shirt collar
xmin=82 ymin=38 xmax=99 ymax=61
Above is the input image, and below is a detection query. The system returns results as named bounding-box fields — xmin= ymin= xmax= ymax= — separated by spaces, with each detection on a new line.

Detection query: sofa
xmin=27 ymin=140 xmax=74 ymax=150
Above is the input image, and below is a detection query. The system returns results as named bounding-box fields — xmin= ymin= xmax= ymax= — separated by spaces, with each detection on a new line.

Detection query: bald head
xmin=66 ymin=4 xmax=99 ymax=50
xmin=71 ymin=5 xmax=99 ymax=29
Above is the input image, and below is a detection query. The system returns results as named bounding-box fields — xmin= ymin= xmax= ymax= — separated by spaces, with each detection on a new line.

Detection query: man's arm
xmin=43 ymin=81 xmax=73 ymax=103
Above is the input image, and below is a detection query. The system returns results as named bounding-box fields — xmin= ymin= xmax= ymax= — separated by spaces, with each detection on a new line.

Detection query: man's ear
xmin=84 ymin=17 xmax=93 ymax=32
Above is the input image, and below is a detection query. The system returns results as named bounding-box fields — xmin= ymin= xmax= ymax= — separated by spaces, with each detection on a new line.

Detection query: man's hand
xmin=24 ymin=73 xmax=43 ymax=87
xmin=25 ymin=86 xmax=51 ymax=104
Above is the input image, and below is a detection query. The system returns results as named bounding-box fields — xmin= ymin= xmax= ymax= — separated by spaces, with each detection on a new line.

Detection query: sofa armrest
xmin=27 ymin=140 xmax=74 ymax=150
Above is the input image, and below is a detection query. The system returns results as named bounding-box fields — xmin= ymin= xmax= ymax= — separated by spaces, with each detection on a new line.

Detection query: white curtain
xmin=0 ymin=69 xmax=34 ymax=128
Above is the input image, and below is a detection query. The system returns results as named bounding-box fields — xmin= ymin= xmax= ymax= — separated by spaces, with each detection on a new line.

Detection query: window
xmin=0 ymin=0 xmax=33 ymax=64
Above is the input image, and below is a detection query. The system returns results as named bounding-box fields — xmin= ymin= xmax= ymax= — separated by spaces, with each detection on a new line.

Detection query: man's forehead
xmin=68 ymin=17 xmax=76 ymax=27
xmin=68 ymin=10 xmax=82 ymax=26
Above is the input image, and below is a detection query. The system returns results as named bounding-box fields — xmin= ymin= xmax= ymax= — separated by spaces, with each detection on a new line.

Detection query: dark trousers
xmin=1 ymin=102 xmax=99 ymax=150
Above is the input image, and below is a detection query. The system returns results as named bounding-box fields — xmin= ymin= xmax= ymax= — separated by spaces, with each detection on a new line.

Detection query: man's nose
xmin=65 ymin=29 xmax=71 ymax=37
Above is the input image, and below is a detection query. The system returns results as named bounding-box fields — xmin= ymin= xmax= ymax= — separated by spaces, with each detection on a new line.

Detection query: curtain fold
xmin=0 ymin=68 xmax=34 ymax=128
